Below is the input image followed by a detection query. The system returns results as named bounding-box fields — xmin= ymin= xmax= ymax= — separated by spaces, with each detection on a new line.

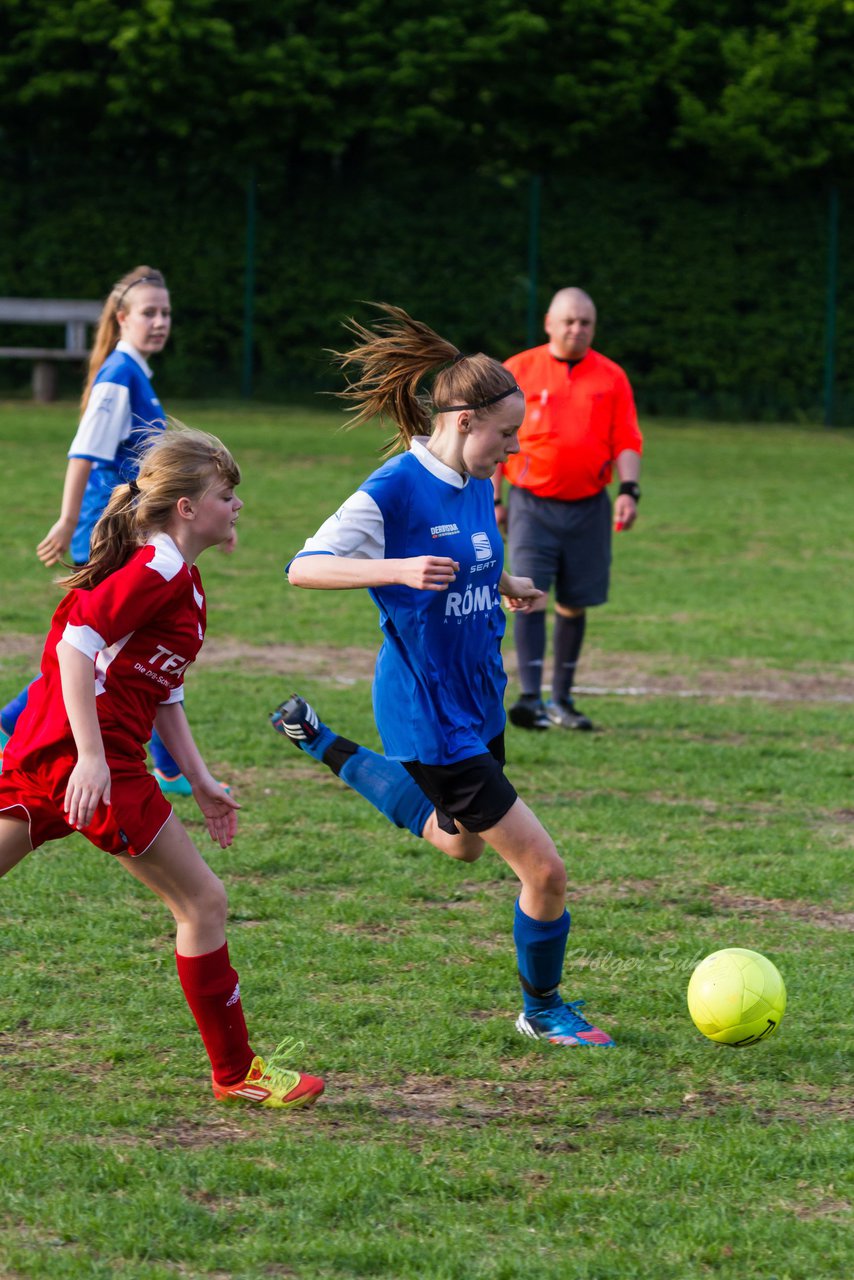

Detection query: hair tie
xmin=452 ymin=351 xmax=467 ymax=364
xmin=128 ymin=480 xmax=140 ymax=497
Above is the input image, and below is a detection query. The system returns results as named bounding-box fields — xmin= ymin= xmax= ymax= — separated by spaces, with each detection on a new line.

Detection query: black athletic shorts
xmin=507 ymin=486 xmax=611 ymax=608
xmin=402 ymin=732 xmax=518 ymax=836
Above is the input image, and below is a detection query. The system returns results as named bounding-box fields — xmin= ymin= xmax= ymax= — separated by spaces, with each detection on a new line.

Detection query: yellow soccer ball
xmin=687 ymin=948 xmax=786 ymax=1046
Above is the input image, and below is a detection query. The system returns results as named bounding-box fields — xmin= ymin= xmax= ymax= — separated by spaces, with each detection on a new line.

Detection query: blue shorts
xmin=507 ymin=487 xmax=611 ymax=609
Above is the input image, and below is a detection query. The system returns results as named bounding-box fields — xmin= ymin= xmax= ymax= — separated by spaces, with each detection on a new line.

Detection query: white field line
xmin=573 ymin=685 xmax=854 ymax=704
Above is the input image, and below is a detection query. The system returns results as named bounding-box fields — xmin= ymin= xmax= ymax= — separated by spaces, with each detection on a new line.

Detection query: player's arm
xmin=56 ymin=638 xmax=111 ymax=828
xmin=288 ymin=553 xmax=458 ymax=592
xmin=153 ymin=701 xmax=240 ymax=848
xmin=38 ymin=379 xmax=132 ymax=566
xmin=287 ymin=488 xmax=457 ymax=592
xmin=37 ymin=458 xmax=93 ymax=566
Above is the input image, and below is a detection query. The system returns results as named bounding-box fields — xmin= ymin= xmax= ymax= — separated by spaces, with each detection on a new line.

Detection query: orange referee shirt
xmin=501 ymin=345 xmax=642 ymax=501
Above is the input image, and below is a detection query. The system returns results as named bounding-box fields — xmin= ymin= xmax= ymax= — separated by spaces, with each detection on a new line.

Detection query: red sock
xmin=175 ymin=943 xmax=254 ymax=1087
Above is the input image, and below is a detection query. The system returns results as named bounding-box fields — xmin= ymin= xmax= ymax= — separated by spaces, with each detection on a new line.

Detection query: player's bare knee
xmin=446 ymin=838 xmax=484 ymax=863
xmin=190 ymin=873 xmax=228 ymax=930
xmin=528 ymin=845 xmax=566 ymax=899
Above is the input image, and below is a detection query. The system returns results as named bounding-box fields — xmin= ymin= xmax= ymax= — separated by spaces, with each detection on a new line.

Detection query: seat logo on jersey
xmin=471 ymin=531 xmax=492 ymax=560
xmin=431 ymin=522 xmax=460 ymax=538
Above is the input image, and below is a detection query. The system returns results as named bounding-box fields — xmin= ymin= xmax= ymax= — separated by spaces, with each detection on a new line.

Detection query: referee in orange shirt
xmin=494 ymin=288 xmax=643 ymax=731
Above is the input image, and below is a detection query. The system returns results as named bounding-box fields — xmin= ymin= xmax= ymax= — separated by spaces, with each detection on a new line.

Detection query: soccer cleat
xmin=153 ymin=768 xmax=193 ymax=797
xmin=508 ymin=696 xmax=551 ymax=731
xmin=270 ymin=693 xmax=322 ymax=747
xmin=545 ymin=699 xmax=594 ymax=731
xmin=515 ymin=1000 xmax=615 ymax=1047
xmin=212 ymin=1037 xmax=325 ymax=1109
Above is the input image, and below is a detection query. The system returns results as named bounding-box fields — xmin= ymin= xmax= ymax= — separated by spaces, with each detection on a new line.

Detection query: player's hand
xmin=192 ymin=774 xmax=241 ymax=848
xmin=501 ymin=575 xmax=546 ymax=613
xmin=37 ymin=517 xmax=75 ymax=567
xmin=397 ymin=556 xmax=459 ymax=591
xmin=64 ymin=752 xmax=111 ymax=829
xmin=613 ymin=495 xmax=638 ymax=531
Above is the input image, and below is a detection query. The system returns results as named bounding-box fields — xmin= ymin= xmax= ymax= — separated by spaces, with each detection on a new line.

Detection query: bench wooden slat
xmin=0 ymin=298 xmax=102 ymax=323
xmin=0 ymin=347 xmax=88 ymax=360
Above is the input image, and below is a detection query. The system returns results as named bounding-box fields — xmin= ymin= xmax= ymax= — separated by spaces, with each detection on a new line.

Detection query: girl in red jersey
xmin=0 ymin=428 xmax=323 ymax=1110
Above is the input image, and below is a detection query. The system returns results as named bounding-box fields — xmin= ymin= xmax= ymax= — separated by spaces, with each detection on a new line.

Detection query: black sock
xmin=552 ymin=612 xmax=586 ymax=704
xmin=514 ymin=611 xmax=546 ymax=699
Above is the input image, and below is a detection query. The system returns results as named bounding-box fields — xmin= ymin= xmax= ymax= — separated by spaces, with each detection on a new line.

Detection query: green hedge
xmin=1 ymin=149 xmax=851 ymax=423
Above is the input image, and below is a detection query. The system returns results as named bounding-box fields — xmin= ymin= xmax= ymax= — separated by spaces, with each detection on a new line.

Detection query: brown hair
xmin=81 ymin=265 xmax=168 ymax=411
xmin=60 ymin=425 xmax=240 ymax=591
xmin=333 ymin=303 xmax=519 ymax=452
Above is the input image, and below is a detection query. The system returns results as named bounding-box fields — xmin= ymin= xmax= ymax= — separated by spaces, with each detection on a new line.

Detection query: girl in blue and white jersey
xmin=1 ymin=266 xmax=198 ymax=794
xmin=274 ymin=305 xmax=615 ymax=1050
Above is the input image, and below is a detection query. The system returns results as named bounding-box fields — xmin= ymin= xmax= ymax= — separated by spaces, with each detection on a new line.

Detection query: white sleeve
xmin=67 ymin=381 xmax=132 ymax=462
xmin=61 ymin=623 xmax=106 ymax=660
xmin=296 ymin=490 xmax=386 ymax=560
xmin=162 ymin=685 xmax=185 ymax=704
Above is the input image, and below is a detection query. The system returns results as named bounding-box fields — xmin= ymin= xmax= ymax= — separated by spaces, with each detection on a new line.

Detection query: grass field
xmin=1 ymin=403 xmax=852 ymax=1280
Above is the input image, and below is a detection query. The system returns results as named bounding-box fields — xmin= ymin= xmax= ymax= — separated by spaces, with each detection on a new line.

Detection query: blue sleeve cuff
xmin=285 ymin=549 xmax=335 ymax=574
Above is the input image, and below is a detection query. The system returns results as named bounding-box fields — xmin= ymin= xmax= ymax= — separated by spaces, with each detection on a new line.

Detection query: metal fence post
xmin=527 ymin=174 xmax=542 ymax=348
xmin=823 ymin=185 xmax=839 ymax=427
xmin=242 ymin=170 xmax=257 ymax=399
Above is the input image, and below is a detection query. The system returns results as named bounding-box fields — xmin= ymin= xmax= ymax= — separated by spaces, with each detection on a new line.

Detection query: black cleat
xmin=508 ymin=696 xmax=551 ymax=731
xmin=270 ymin=694 xmax=322 ymax=747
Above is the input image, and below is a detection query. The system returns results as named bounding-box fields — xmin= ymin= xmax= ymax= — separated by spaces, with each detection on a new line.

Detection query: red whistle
xmin=614 ymin=520 xmax=625 ymax=532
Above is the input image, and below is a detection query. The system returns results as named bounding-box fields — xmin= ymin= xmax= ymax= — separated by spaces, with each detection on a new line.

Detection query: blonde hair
xmin=82 ymin=265 xmax=168 ymax=411
xmin=60 ymin=425 xmax=240 ymax=591
xmin=333 ymin=303 xmax=520 ymax=452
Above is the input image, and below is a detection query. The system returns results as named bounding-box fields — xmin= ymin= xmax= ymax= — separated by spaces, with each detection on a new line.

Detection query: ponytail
xmin=59 ymin=483 xmax=140 ymax=590
xmin=333 ymin=303 xmax=519 ymax=453
xmin=81 ymin=265 xmax=167 ymax=412
xmin=59 ymin=425 xmax=240 ymax=592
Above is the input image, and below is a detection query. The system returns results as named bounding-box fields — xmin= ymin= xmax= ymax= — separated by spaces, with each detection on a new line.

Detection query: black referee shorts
xmin=402 ymin=733 xmax=518 ymax=836
xmin=507 ymin=486 xmax=612 ymax=609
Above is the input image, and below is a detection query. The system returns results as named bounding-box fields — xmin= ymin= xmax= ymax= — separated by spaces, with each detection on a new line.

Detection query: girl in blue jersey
xmin=1 ymin=266 xmax=199 ymax=794
xmin=274 ymin=305 xmax=615 ymax=1049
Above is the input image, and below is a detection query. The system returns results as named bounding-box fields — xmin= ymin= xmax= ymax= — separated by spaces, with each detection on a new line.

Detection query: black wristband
xmin=618 ymin=481 xmax=641 ymax=502
xmin=494 ymin=497 xmax=504 ymax=505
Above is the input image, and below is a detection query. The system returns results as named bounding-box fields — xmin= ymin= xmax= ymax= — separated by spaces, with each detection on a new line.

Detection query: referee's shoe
xmin=545 ymin=698 xmax=594 ymax=731
xmin=508 ymin=695 xmax=550 ymax=731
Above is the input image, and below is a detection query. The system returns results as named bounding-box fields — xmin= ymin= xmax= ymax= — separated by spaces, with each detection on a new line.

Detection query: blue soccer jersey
xmin=67 ymin=341 xmax=167 ymax=562
xmin=293 ymin=438 xmax=507 ymax=765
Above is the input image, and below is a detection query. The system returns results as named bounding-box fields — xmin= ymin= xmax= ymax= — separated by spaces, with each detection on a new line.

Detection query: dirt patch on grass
xmin=563 ymin=879 xmax=853 ymax=931
xmin=707 ymin=887 xmax=854 ymax=932
xmin=317 ymin=1072 xmax=577 ymax=1130
xmin=5 ymin=633 xmax=853 ymax=702
xmin=195 ymin=641 xmax=854 ymax=703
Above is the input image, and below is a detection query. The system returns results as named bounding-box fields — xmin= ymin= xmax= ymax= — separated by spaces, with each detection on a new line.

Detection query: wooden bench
xmin=0 ymin=298 xmax=102 ymax=402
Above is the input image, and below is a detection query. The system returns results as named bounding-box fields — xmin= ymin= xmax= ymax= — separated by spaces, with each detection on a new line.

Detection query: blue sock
xmin=338 ymin=747 xmax=434 ymax=838
xmin=2 ymin=679 xmax=38 ymax=735
xmin=296 ymin=721 xmax=338 ymax=763
xmin=150 ymin=728 xmax=182 ymax=777
xmin=513 ymin=899 xmax=569 ymax=1014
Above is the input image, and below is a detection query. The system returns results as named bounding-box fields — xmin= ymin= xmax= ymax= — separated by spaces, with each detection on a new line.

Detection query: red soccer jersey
xmin=5 ymin=534 xmax=206 ymax=772
xmin=501 ymin=345 xmax=643 ymax=501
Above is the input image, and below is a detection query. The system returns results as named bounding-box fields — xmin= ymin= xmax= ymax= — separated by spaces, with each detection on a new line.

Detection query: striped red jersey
xmin=5 ymin=534 xmax=206 ymax=770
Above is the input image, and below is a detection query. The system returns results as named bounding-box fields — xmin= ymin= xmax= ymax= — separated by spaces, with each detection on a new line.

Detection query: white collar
xmin=116 ymin=339 xmax=154 ymax=379
xmin=410 ymin=436 xmax=467 ymax=490
xmin=149 ymin=531 xmax=185 ymax=567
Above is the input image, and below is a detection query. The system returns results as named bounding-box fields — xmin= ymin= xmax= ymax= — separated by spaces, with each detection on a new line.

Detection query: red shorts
xmin=0 ymin=756 xmax=174 ymax=857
